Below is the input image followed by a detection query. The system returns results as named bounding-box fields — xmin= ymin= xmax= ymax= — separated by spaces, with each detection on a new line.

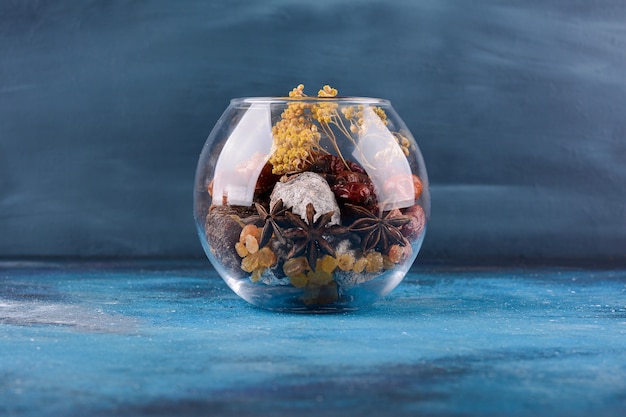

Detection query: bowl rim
xmin=230 ymin=96 xmax=391 ymax=105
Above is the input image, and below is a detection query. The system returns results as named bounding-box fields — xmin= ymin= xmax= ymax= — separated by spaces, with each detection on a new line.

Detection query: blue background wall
xmin=1 ymin=1 xmax=625 ymax=263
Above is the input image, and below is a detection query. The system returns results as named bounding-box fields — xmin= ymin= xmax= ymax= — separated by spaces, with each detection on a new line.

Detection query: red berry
xmin=336 ymin=171 xmax=366 ymax=184
xmin=254 ymin=163 xmax=281 ymax=196
xmin=333 ymin=182 xmax=371 ymax=205
xmin=329 ymin=156 xmax=347 ymax=174
xmin=401 ymin=205 xmax=426 ymax=240
xmin=346 ymin=160 xmax=366 ymax=174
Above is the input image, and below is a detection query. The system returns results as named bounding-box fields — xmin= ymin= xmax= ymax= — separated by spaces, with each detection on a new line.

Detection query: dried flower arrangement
xmin=202 ymin=84 xmax=427 ymax=309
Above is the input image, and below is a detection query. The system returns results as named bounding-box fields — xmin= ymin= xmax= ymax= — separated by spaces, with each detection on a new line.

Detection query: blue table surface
xmin=1 ymin=260 xmax=625 ymax=417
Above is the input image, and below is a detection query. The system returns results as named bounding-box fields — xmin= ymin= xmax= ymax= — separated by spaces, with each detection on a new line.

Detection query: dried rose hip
xmin=309 ymin=154 xmax=342 ymax=174
xmin=332 ymin=182 xmax=372 ymax=205
xmin=330 ymin=156 xmax=348 ymax=174
xmin=310 ymin=154 xmax=377 ymax=206
xmin=401 ymin=204 xmax=426 ymax=240
xmin=335 ymin=171 xmax=369 ymax=185
xmin=412 ymin=174 xmax=423 ymax=200
xmin=311 ymin=154 xmax=367 ymax=175
xmin=382 ymin=174 xmax=423 ymax=203
xmin=254 ymin=163 xmax=281 ymax=197
xmin=345 ymin=160 xmax=366 ymax=174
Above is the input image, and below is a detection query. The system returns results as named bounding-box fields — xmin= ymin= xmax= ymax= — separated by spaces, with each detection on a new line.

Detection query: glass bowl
xmin=194 ymin=87 xmax=429 ymax=312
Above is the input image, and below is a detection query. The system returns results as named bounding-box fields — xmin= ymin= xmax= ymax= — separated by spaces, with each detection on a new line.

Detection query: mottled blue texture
xmin=1 ymin=1 xmax=625 ymax=261
xmin=1 ymin=261 xmax=625 ymax=416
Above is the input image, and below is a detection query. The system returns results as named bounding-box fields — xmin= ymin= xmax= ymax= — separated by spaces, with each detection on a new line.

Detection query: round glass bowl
xmin=194 ymin=95 xmax=429 ymax=312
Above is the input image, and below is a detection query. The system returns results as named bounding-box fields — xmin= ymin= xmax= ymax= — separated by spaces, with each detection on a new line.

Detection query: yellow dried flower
xmin=317 ymin=85 xmax=338 ymax=97
xmin=341 ymin=106 xmax=355 ymax=120
xmin=268 ymin=85 xmax=324 ymax=174
xmin=289 ymin=84 xmax=306 ymax=97
xmin=345 ymin=104 xmax=389 ymax=136
xmin=311 ymin=101 xmax=338 ymax=124
xmin=312 ymin=84 xmax=339 ymax=124
xmin=269 ymin=99 xmax=321 ymax=174
xmin=373 ymin=106 xmax=388 ymax=125
xmin=393 ymin=132 xmax=411 ymax=157
xmin=269 ymin=83 xmax=352 ymax=175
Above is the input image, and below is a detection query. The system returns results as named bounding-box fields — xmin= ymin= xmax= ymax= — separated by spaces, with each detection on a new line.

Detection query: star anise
xmin=346 ymin=204 xmax=411 ymax=253
xmin=283 ymin=203 xmax=347 ymax=271
xmin=243 ymin=199 xmax=289 ymax=247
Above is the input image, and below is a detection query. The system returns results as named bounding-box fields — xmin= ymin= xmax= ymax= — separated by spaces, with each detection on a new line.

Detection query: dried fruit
xmin=244 ymin=234 xmax=259 ymax=254
xmin=335 ymin=155 xmax=366 ymax=175
xmin=250 ymin=269 xmax=263 ymax=282
xmin=307 ymin=269 xmax=333 ymax=286
xmin=257 ymin=247 xmax=277 ymax=268
xmin=240 ymin=224 xmax=261 ymax=243
xmin=254 ymin=162 xmax=282 ymax=197
xmin=365 ymin=251 xmax=383 ymax=273
xmin=335 ymin=171 xmax=369 ymax=185
xmin=283 ymin=257 xmax=309 ymax=277
xmin=302 ymin=281 xmax=338 ymax=305
xmin=382 ymin=255 xmax=395 ymax=270
xmin=337 ymin=253 xmax=355 ymax=271
xmin=301 ymin=287 xmax=321 ymax=305
xmin=235 ymin=242 xmax=248 ymax=258
xmin=318 ymin=255 xmax=338 ymax=273
xmin=401 ymin=205 xmax=426 ymax=240
xmin=316 ymin=282 xmax=338 ymax=304
xmin=382 ymin=174 xmax=422 ymax=204
xmin=309 ymin=153 xmax=346 ymax=174
xmin=412 ymin=174 xmax=423 ymax=200
xmin=241 ymin=255 xmax=260 ymax=273
xmin=332 ymin=182 xmax=373 ymax=206
xmin=290 ymin=273 xmax=308 ymax=288
xmin=387 ymin=244 xmax=404 ymax=263
xmin=353 ymin=257 xmax=367 ymax=273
